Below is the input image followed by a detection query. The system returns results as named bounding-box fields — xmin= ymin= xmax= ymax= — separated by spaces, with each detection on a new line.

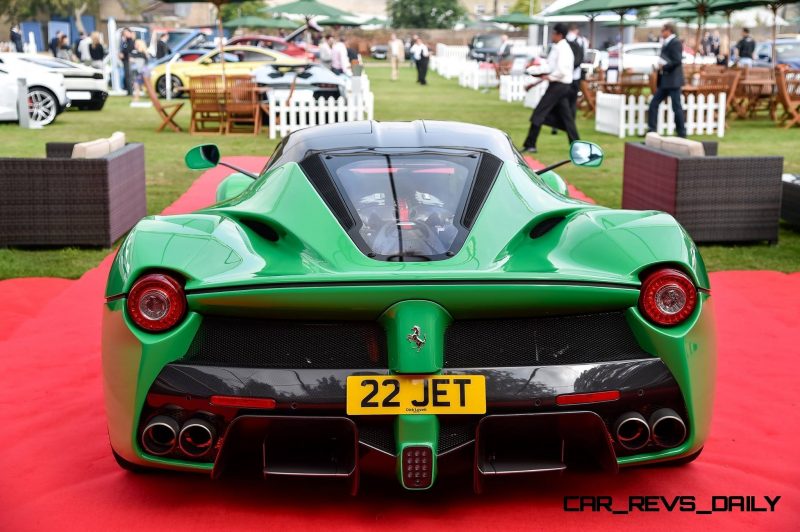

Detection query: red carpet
xmin=1 ymin=158 xmax=798 ymax=531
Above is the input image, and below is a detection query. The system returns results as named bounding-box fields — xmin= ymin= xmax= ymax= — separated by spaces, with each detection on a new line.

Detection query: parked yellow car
xmin=150 ymin=45 xmax=307 ymax=98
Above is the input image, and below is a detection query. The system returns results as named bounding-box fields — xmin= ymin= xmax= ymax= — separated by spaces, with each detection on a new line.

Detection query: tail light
xmin=126 ymin=273 xmax=186 ymax=332
xmin=638 ymin=268 xmax=697 ymax=326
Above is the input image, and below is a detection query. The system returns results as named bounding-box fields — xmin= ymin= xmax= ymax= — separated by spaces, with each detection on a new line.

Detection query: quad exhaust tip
xmin=178 ymin=418 xmax=217 ymax=458
xmin=141 ymin=415 xmax=180 ymax=456
xmin=649 ymin=408 xmax=687 ymax=448
xmin=613 ymin=412 xmax=651 ymax=451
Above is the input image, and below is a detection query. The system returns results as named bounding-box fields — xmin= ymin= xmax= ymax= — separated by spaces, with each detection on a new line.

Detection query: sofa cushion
xmin=71 ymin=139 xmax=111 ymax=159
xmin=109 ymin=131 xmax=126 ymax=153
xmin=659 ymin=136 xmax=705 ymax=157
xmin=645 ymin=132 xmax=663 ymax=150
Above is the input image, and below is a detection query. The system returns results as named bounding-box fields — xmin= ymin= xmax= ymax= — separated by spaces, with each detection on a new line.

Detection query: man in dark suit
xmin=647 ymin=23 xmax=686 ymax=138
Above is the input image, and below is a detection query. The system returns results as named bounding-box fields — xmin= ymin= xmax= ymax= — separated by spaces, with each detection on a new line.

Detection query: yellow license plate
xmin=346 ymin=375 xmax=486 ymax=415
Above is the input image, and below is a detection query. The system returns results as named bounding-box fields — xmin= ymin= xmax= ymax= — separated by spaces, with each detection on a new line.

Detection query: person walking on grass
xmin=410 ymin=36 xmax=429 ymax=85
xmin=129 ymin=39 xmax=150 ymax=104
xmin=389 ymin=33 xmax=404 ymax=81
xmin=646 ymin=23 xmax=686 ymax=138
xmin=119 ymin=28 xmax=135 ymax=96
xmin=521 ymin=23 xmax=579 ymax=154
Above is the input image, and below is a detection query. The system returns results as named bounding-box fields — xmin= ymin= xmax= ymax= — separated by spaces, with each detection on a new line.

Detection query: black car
xmin=468 ymin=34 xmax=504 ymax=62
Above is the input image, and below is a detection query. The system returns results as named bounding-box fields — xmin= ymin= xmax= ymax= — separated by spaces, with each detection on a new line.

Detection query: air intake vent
xmin=299 ymin=156 xmax=355 ymax=230
xmin=530 ymin=217 xmax=565 ymax=239
xmin=444 ymin=312 xmax=650 ymax=367
xmin=462 ymin=154 xmax=502 ymax=228
xmin=182 ymin=317 xmax=387 ymax=369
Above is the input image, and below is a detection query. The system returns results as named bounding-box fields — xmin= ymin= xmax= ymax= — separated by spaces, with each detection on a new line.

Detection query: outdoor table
xmin=597 ymin=81 xmax=648 ymax=97
xmin=177 ymin=85 xmax=270 ymax=135
xmin=733 ymin=79 xmax=778 ymax=120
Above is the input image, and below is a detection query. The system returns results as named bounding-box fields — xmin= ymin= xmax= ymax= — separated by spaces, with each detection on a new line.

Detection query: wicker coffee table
xmin=782 ymin=174 xmax=800 ymax=227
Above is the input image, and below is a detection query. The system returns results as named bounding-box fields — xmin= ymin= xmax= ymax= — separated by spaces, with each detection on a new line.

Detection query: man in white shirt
xmin=331 ymin=35 xmax=351 ymax=76
xmin=409 ymin=37 xmax=429 ymax=85
xmin=522 ymin=23 xmax=579 ymax=153
xmin=389 ymin=33 xmax=404 ymax=81
xmin=319 ymin=34 xmax=333 ymax=70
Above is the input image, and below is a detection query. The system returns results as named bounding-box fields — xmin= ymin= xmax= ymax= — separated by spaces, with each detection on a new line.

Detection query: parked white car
xmin=607 ymin=43 xmax=716 ymax=74
xmin=0 ymin=53 xmax=107 ymax=110
xmin=0 ymin=64 xmax=69 ymax=126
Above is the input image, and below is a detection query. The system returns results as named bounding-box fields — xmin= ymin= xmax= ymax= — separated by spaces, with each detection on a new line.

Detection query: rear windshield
xmin=473 ymin=35 xmax=501 ymax=50
xmin=323 ymin=152 xmax=481 ymax=260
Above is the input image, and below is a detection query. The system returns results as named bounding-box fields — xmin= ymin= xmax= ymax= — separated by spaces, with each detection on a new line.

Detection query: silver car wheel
xmin=27 ymin=88 xmax=57 ymax=126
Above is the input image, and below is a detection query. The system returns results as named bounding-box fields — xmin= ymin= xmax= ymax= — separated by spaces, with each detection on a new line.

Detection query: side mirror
xmin=185 ymin=144 xmax=220 ymax=170
xmin=570 ymin=141 xmax=604 ymax=168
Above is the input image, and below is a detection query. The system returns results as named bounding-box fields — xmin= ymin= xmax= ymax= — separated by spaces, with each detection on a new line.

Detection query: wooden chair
xmin=775 ymin=66 xmax=800 ymax=129
xmin=225 ymin=76 xmax=260 ymax=135
xmin=189 ymin=76 xmax=225 ymax=134
xmin=578 ymin=78 xmax=597 ymax=117
xmin=143 ymin=75 xmax=184 ymax=132
xmin=700 ymin=64 xmax=727 ymax=75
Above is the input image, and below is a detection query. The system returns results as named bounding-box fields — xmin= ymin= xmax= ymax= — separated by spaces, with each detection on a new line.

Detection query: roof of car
xmin=266 ymin=121 xmax=517 ymax=170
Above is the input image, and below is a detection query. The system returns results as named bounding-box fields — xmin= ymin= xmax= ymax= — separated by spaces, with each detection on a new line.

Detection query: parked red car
xmin=226 ymin=35 xmax=317 ymax=61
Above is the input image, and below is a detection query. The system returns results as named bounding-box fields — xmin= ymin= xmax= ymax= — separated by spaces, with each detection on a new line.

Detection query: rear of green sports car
xmin=102 ymin=121 xmax=715 ymax=492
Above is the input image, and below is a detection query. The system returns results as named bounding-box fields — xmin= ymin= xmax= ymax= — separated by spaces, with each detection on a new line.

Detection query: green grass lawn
xmin=0 ymin=63 xmax=798 ymax=278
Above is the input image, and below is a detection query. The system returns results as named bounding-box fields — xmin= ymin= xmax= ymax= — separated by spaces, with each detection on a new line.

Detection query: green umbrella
xmin=262 ymin=0 xmax=355 ymax=19
xmin=362 ymin=17 xmax=386 ymax=26
xmin=222 ymin=16 xmax=299 ymax=29
xmin=705 ymin=0 xmax=800 ymax=63
xmin=489 ymin=12 xmax=547 ymax=25
xmin=663 ymin=0 xmax=797 ymax=63
xmin=317 ymin=16 xmax=362 ymax=27
xmin=600 ymin=18 xmax=643 ymax=26
xmin=550 ymin=0 xmax=680 ymax=68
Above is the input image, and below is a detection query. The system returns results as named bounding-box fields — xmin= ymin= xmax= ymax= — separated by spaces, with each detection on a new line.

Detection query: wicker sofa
xmin=782 ymin=175 xmax=800 ymax=227
xmin=622 ymin=136 xmax=784 ymax=244
xmin=0 ymin=140 xmax=146 ymax=247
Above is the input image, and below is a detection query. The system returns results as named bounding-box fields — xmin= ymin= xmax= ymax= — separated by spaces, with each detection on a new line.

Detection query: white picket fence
xmin=458 ymin=61 xmax=499 ymax=90
xmin=267 ymin=91 xmax=375 ymax=139
xmin=431 ymin=43 xmax=470 ymax=79
xmin=499 ymin=75 xmax=548 ymax=109
xmin=595 ymin=92 xmax=727 ymax=138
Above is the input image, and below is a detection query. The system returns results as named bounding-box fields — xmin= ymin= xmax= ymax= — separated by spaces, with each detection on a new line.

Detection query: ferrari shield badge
xmin=407 ymin=325 xmax=426 ymax=352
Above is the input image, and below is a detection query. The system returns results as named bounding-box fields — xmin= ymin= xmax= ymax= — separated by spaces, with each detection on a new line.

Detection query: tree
xmin=220 ymin=0 xmax=268 ymax=23
xmin=388 ymin=0 xmax=465 ymax=29
xmin=510 ymin=0 xmax=542 ymax=15
xmin=0 ymin=0 xmax=98 ymax=30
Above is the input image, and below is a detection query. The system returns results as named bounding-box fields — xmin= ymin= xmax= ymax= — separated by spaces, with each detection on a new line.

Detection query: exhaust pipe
xmin=141 ymin=415 xmax=180 ymax=456
xmin=613 ymin=412 xmax=650 ymax=451
xmin=649 ymin=408 xmax=687 ymax=448
xmin=178 ymin=418 xmax=217 ymax=458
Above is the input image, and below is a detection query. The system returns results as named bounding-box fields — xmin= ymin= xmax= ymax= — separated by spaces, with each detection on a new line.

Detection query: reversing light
xmin=126 ymin=273 xmax=186 ymax=332
xmin=638 ymin=268 xmax=697 ymax=327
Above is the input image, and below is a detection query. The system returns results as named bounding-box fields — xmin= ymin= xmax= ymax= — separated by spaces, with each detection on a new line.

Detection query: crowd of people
xmin=46 ymin=29 xmax=106 ymax=68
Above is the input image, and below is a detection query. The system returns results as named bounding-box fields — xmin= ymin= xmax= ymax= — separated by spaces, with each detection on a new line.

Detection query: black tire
xmin=111 ymin=448 xmax=149 ymax=474
xmin=156 ymin=75 xmax=183 ymax=99
xmin=26 ymin=86 xmax=58 ymax=126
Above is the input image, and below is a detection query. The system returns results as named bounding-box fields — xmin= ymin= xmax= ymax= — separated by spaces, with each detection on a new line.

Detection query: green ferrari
xmin=102 ymin=121 xmax=716 ymax=492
